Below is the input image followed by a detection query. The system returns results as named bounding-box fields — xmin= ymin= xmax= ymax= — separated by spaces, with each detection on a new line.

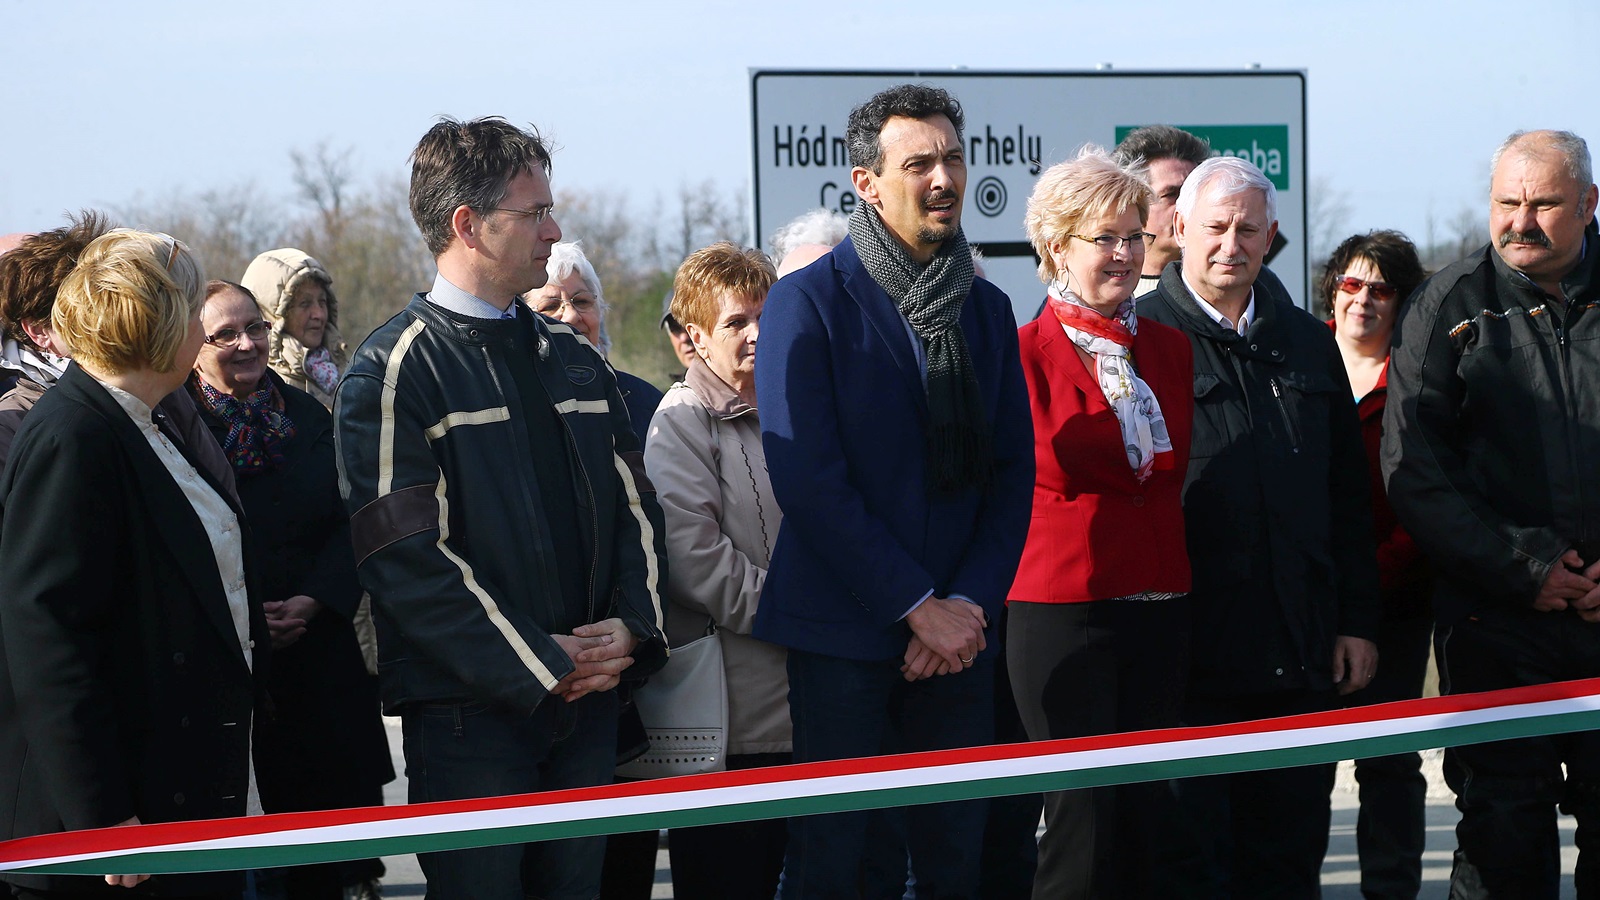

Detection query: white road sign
xmin=750 ymin=69 xmax=1308 ymax=323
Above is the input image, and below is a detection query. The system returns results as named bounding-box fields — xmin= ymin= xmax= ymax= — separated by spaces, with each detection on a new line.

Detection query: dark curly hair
xmin=0 ymin=210 xmax=116 ymax=348
xmin=1318 ymin=230 xmax=1426 ymax=319
xmin=846 ymin=84 xmax=964 ymax=174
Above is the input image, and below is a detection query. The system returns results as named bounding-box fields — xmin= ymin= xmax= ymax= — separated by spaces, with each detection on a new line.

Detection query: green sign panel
xmin=1115 ymin=124 xmax=1291 ymax=190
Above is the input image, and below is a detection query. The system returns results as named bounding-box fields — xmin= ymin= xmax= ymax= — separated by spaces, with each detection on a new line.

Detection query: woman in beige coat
xmin=240 ymin=248 xmax=348 ymax=409
xmin=645 ymin=242 xmax=788 ymax=900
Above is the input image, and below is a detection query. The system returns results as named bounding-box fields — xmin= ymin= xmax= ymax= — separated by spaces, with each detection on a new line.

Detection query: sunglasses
xmin=1335 ymin=275 xmax=1398 ymax=303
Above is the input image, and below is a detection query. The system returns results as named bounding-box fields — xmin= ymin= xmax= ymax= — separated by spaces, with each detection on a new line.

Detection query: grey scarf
xmin=848 ymin=203 xmax=990 ymax=492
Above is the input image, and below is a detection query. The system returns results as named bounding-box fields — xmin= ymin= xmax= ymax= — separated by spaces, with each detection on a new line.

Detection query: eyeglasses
xmin=205 ymin=321 xmax=270 ymax=346
xmin=533 ymin=295 xmax=599 ymax=316
xmin=1068 ymin=233 xmax=1153 ymax=254
xmin=1334 ymin=275 xmax=1399 ymax=302
xmin=482 ymin=203 xmax=556 ymax=224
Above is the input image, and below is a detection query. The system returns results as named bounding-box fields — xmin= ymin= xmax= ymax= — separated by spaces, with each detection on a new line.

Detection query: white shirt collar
xmin=1182 ymin=273 xmax=1256 ymax=333
xmin=95 ymin=377 xmax=156 ymax=426
xmin=427 ymin=273 xmax=518 ymax=320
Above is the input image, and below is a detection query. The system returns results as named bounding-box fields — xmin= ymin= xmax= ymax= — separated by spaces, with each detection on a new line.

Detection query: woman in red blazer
xmin=1008 ymin=147 xmax=1195 ymax=899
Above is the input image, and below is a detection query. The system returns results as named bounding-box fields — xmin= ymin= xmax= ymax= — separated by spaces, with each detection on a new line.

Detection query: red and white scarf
xmin=1046 ymin=284 xmax=1173 ymax=481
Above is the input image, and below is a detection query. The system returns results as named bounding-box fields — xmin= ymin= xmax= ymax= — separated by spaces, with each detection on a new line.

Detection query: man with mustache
xmin=753 ymin=83 xmax=1033 ymax=897
xmin=1139 ymin=156 xmax=1381 ymax=897
xmin=1384 ymin=129 xmax=1600 ymax=898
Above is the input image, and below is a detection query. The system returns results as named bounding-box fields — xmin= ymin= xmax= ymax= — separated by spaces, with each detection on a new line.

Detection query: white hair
xmin=538 ymin=240 xmax=611 ymax=355
xmin=769 ymin=208 xmax=849 ymax=265
xmin=1176 ymin=156 xmax=1277 ymax=224
xmin=1491 ymin=130 xmax=1593 ymax=189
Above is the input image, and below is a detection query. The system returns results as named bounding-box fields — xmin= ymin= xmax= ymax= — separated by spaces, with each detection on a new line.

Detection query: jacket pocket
xmin=1271 ymin=371 xmax=1338 ymax=458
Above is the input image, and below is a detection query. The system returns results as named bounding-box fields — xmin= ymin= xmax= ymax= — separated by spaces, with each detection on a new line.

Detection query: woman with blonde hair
xmin=0 ymin=230 xmax=266 ymax=898
xmin=1008 ymin=147 xmax=1196 ymax=898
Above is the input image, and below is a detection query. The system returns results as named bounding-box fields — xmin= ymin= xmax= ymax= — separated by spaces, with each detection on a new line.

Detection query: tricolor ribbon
xmin=4 ymin=678 xmax=1600 ymax=876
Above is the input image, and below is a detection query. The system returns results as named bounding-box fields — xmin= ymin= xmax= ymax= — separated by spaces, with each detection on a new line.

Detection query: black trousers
xmin=1340 ymin=611 xmax=1433 ymax=900
xmin=1006 ymin=598 xmax=1193 ymax=899
xmin=1439 ymin=606 xmax=1600 ymax=899
xmin=1176 ymin=690 xmax=1339 ymax=900
xmin=668 ymin=752 xmax=790 ymax=900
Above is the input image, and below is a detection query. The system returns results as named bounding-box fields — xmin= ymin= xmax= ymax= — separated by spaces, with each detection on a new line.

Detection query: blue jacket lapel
xmin=835 ymin=236 xmax=927 ymax=408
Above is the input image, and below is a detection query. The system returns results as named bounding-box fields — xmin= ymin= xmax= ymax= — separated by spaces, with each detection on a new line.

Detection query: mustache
xmin=922 ymin=189 xmax=958 ymax=208
xmin=1209 ymin=254 xmax=1250 ymax=266
xmin=1499 ymin=228 xmax=1552 ymax=249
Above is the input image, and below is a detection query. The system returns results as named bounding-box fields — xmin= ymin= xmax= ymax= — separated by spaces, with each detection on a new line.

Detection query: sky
xmin=3 ymin=0 xmax=1597 ymax=259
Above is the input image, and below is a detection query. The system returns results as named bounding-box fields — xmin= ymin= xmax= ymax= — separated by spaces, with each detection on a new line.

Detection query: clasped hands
xmin=1535 ymin=550 xmax=1600 ymax=622
xmin=552 ymin=617 xmax=638 ymax=702
xmin=901 ymin=596 xmax=987 ymax=682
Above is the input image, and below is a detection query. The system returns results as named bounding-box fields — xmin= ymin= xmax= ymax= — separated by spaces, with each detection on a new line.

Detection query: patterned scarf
xmin=0 ymin=338 xmax=69 ymax=388
xmin=190 ymin=373 xmax=296 ymax=474
xmin=1046 ymin=283 xmax=1173 ymax=482
xmin=847 ymin=202 xmax=989 ymax=493
xmin=303 ymin=345 xmax=341 ymax=396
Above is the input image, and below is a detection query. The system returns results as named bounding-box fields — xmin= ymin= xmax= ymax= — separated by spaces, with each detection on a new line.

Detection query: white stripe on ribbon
xmin=4 ymin=687 xmax=1599 ymax=874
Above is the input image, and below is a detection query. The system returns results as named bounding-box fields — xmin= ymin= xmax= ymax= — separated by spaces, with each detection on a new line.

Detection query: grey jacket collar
xmin=685 ymin=357 xmax=755 ymax=421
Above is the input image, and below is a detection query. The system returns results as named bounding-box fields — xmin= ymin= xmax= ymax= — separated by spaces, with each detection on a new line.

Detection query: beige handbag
xmin=615 ymin=624 xmax=728 ymax=778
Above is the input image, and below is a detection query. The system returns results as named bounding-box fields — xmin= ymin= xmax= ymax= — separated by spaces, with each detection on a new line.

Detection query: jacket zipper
xmin=558 ymin=416 xmax=600 ymax=625
xmin=1550 ymin=310 xmax=1590 ymax=543
xmin=1269 ymin=377 xmax=1302 ymax=455
xmin=486 ymin=343 xmax=564 ymax=630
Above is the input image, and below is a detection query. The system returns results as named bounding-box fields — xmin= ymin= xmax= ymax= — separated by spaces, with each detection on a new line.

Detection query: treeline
xmin=115 ymin=145 xmax=748 ymax=390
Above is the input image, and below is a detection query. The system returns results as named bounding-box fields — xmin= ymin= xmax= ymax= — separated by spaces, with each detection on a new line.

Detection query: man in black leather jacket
xmin=335 ymin=117 xmax=667 ymax=900
xmin=1140 ymin=155 xmax=1380 ymax=899
xmin=1384 ymin=129 xmax=1600 ymax=899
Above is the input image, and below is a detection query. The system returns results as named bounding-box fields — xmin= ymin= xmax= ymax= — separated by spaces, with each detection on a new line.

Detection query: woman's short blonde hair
xmin=1024 ymin=145 xmax=1152 ymax=284
xmin=54 ymin=229 xmax=205 ymax=375
xmin=671 ymin=242 xmax=776 ymax=333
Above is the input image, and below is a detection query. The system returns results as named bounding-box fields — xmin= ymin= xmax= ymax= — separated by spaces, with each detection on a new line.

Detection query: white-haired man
xmin=1385 ymin=129 xmax=1600 ymax=898
xmin=1139 ymin=156 xmax=1381 ymax=897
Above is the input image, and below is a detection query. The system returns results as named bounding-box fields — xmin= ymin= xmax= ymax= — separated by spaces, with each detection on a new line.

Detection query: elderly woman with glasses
xmin=526 ymin=241 xmax=663 ymax=445
xmin=1007 ymin=146 xmax=1196 ymax=898
xmin=0 ymin=231 xmax=266 ymax=898
xmin=1322 ymin=230 xmax=1432 ymax=900
xmin=187 ymin=279 xmax=394 ymax=899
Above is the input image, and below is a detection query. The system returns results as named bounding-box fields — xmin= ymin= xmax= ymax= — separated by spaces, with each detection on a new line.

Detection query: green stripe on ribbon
xmin=17 ymin=705 xmax=1600 ymax=876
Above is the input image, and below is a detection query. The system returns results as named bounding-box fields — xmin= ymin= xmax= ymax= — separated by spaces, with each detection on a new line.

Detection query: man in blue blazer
xmin=754 ymin=83 xmax=1034 ymax=898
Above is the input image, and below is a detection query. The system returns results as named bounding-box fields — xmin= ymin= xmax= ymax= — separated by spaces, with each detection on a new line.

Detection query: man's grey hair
xmin=769 ymin=208 xmax=850 ymax=265
xmin=1176 ymin=156 xmax=1278 ymax=224
xmin=532 ymin=240 xmax=611 ymax=355
xmin=1491 ymin=130 xmax=1594 ymax=189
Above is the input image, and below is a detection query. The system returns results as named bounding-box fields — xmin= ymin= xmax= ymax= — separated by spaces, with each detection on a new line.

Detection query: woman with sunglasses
xmin=1322 ymin=230 xmax=1432 ymax=900
xmin=1008 ymin=147 xmax=1195 ymax=898
xmin=189 ymin=279 xmax=393 ymax=899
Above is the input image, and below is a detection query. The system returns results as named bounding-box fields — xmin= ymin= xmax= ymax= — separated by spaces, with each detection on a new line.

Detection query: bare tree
xmin=1306 ymin=176 xmax=1354 ymax=276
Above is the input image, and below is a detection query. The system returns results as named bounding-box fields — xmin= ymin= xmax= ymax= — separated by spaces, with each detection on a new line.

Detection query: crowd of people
xmin=0 ymin=82 xmax=1595 ymax=900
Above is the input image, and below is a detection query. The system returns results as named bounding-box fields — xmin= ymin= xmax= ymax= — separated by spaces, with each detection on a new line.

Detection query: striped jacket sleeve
xmin=597 ymin=356 xmax=669 ymax=678
xmin=334 ymin=330 xmax=575 ymax=714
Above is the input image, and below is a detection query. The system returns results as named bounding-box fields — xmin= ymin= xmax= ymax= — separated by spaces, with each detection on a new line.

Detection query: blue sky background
xmin=3 ymin=0 xmax=1596 ymax=250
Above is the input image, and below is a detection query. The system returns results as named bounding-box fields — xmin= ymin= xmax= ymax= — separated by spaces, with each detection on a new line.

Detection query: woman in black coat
xmin=188 ymin=280 xmax=393 ymax=899
xmin=0 ymin=231 xmax=267 ymax=898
